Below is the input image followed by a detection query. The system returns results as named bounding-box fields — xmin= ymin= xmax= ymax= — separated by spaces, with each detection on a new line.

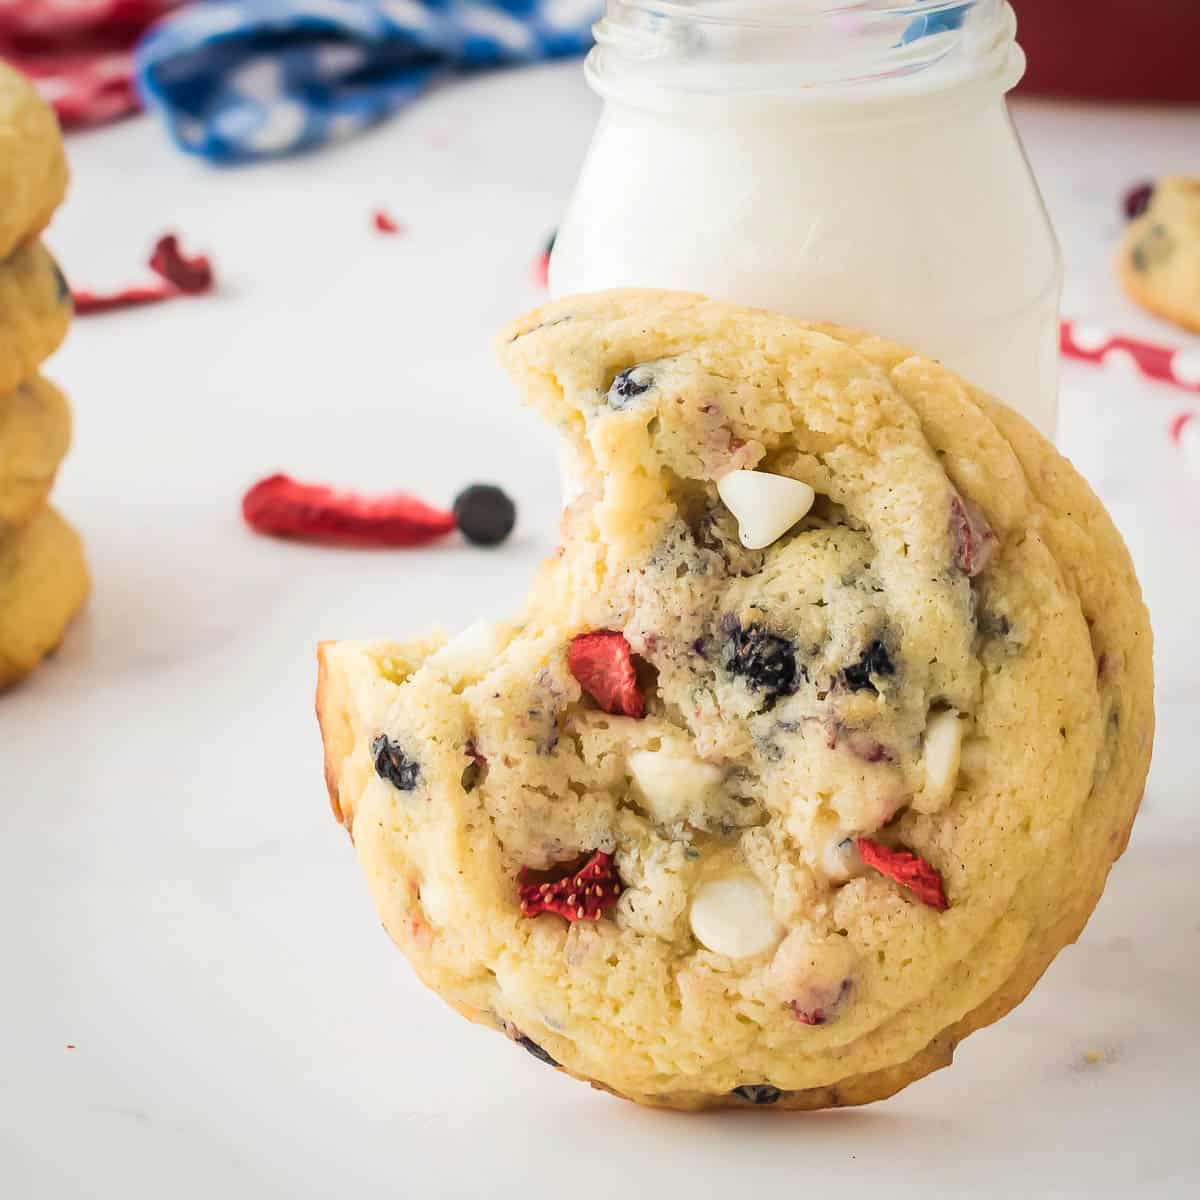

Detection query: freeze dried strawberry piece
xmin=857 ymin=838 xmax=948 ymax=911
xmin=74 ymin=232 xmax=214 ymax=315
xmin=791 ymin=979 xmax=852 ymax=1027
xmin=519 ymin=851 xmax=623 ymax=922
xmin=792 ymin=1003 xmax=826 ymax=1026
xmin=72 ymin=286 xmax=172 ymax=315
xmin=950 ymin=491 xmax=997 ymax=578
xmin=845 ymin=735 xmax=894 ymax=764
xmin=567 ymin=631 xmax=645 ymax=718
xmin=242 ymin=473 xmax=455 ymax=547
xmin=148 ymin=234 xmax=214 ymax=294
xmin=373 ymin=210 xmax=402 ymax=235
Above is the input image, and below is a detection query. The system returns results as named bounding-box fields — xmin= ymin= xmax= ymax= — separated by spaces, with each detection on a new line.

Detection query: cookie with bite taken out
xmin=316 ymin=290 xmax=1153 ymax=1110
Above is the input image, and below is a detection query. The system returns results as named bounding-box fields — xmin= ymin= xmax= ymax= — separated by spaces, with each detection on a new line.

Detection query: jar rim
xmin=609 ymin=0 xmax=984 ymax=32
xmin=590 ymin=0 xmax=1019 ymax=105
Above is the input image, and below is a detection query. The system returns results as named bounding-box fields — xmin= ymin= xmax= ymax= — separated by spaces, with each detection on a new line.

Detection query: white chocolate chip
xmin=419 ymin=875 xmax=452 ymax=927
xmin=818 ymin=835 xmax=862 ymax=883
xmin=425 ymin=621 xmax=508 ymax=687
xmin=690 ymin=876 xmax=782 ymax=959
xmin=923 ymin=709 xmax=965 ymax=804
xmin=716 ymin=470 xmax=816 ymax=551
xmin=767 ymin=927 xmax=857 ymax=1014
xmin=629 ymin=743 xmax=724 ymax=826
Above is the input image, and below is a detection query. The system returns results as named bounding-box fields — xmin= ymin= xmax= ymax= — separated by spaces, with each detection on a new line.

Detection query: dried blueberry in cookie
xmin=608 ymin=365 xmax=656 ymax=408
xmin=839 ymin=639 xmax=895 ymax=694
xmin=731 ymin=1084 xmax=782 ymax=1105
xmin=371 ymin=736 xmax=420 ymax=791
xmin=317 ymin=290 xmax=1153 ymax=1112
xmin=722 ymin=621 xmax=800 ymax=700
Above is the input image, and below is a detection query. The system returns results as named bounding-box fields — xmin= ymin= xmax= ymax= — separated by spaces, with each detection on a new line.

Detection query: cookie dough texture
xmin=0 ymin=375 xmax=72 ymax=536
xmin=0 ymin=240 xmax=72 ymax=396
xmin=0 ymin=505 xmax=89 ymax=688
xmin=316 ymin=290 xmax=1153 ymax=1111
xmin=1119 ymin=176 xmax=1200 ymax=333
xmin=0 ymin=61 xmax=69 ymax=262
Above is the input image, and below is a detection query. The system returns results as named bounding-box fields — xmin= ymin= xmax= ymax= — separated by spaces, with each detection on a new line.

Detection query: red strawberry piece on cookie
xmin=567 ymin=631 xmax=645 ymax=718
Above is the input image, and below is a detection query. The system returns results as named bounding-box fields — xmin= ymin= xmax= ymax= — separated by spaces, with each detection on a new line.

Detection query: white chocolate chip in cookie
xmin=916 ymin=709 xmax=965 ymax=813
xmin=419 ymin=873 xmax=452 ymax=928
xmin=717 ymin=470 xmax=816 ymax=550
xmin=817 ymin=835 xmax=863 ymax=883
xmin=767 ymin=928 xmax=857 ymax=1024
xmin=629 ymin=742 xmax=725 ymax=826
xmin=425 ymin=621 xmax=510 ymax=688
xmin=690 ymin=876 xmax=782 ymax=959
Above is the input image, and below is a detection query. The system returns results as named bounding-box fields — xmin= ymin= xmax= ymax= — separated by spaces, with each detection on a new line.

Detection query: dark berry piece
xmin=841 ymin=640 xmax=895 ymax=693
xmin=724 ymin=622 xmax=799 ymax=698
xmin=516 ymin=1035 xmax=558 ymax=1067
xmin=371 ymin=735 xmax=420 ymax=791
xmin=52 ymin=260 xmax=71 ymax=305
xmin=1123 ymin=181 xmax=1154 ymax=222
xmin=732 ymin=1084 xmax=782 ymax=1105
xmin=1131 ymin=224 xmax=1174 ymax=273
xmin=453 ymin=484 xmax=516 ymax=547
xmin=461 ymin=742 xmax=487 ymax=792
xmin=978 ymin=611 xmax=1011 ymax=640
xmin=607 ymin=366 xmax=655 ymax=409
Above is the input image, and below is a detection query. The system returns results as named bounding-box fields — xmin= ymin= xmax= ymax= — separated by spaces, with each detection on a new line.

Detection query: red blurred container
xmin=1015 ymin=0 xmax=1200 ymax=102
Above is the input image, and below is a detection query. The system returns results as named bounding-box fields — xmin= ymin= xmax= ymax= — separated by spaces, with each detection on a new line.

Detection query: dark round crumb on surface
xmin=454 ymin=484 xmax=516 ymax=547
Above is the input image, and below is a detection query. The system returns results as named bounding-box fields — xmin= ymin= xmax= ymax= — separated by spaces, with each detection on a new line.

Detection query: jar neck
xmin=588 ymin=1 xmax=1023 ymax=115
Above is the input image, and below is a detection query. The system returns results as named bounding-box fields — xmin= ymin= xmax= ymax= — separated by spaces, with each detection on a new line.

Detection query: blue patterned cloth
xmin=135 ymin=0 xmax=604 ymax=163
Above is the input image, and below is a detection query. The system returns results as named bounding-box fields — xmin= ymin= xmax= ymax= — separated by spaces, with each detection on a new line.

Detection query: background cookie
xmin=0 ymin=376 xmax=72 ymax=536
xmin=318 ymin=291 xmax=1153 ymax=1111
xmin=1118 ymin=176 xmax=1200 ymax=333
xmin=0 ymin=240 xmax=72 ymax=396
xmin=0 ymin=61 xmax=69 ymax=262
xmin=0 ymin=505 xmax=89 ymax=689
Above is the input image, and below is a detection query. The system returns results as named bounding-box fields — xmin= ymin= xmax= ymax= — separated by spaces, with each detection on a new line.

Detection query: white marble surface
xmin=3 ymin=62 xmax=1199 ymax=1198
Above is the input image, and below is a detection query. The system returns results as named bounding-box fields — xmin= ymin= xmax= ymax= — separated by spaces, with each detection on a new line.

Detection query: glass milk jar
xmin=550 ymin=0 xmax=1063 ymax=437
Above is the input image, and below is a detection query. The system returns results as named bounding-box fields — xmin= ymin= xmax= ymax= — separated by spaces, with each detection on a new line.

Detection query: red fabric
xmin=1060 ymin=321 xmax=1200 ymax=397
xmin=1015 ymin=0 xmax=1200 ymax=103
xmin=0 ymin=1 xmax=180 ymax=128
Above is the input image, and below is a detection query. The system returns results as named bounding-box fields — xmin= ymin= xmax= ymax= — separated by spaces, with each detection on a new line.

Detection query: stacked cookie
xmin=0 ymin=62 xmax=87 ymax=689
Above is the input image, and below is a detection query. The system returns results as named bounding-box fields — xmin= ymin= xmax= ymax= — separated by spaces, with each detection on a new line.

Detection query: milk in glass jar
xmin=550 ymin=0 xmax=1062 ymax=436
